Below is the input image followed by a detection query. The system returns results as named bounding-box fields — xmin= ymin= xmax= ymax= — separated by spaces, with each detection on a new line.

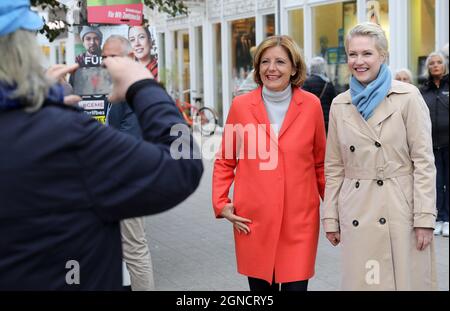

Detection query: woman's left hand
xmin=415 ymin=228 xmax=434 ymax=251
xmin=45 ymin=64 xmax=82 ymax=105
xmin=46 ymin=64 xmax=79 ymax=82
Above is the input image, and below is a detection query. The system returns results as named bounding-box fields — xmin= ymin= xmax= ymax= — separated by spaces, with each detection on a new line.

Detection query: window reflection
xmin=408 ymin=0 xmax=435 ymax=85
xmin=231 ymin=18 xmax=256 ymax=97
xmin=264 ymin=14 xmax=275 ymax=38
xmin=288 ymin=9 xmax=304 ymax=51
xmin=312 ymin=1 xmax=357 ymax=93
xmin=213 ymin=23 xmax=223 ymax=125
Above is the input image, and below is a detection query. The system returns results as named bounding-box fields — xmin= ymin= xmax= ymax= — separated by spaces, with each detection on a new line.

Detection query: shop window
xmin=263 ymin=14 xmax=275 ymax=38
xmin=288 ymin=8 xmax=304 ymax=52
xmin=182 ymin=33 xmax=190 ymax=104
xmin=213 ymin=23 xmax=223 ymax=125
xmin=194 ymin=26 xmax=204 ymax=105
xmin=408 ymin=0 xmax=435 ymax=85
xmin=158 ymin=33 xmax=166 ymax=84
xmin=231 ymin=18 xmax=256 ymax=97
xmin=366 ymin=0 xmax=389 ymax=49
xmin=312 ymin=1 xmax=357 ymax=93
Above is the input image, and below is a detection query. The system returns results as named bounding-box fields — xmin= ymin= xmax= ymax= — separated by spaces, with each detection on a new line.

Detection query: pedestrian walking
xmin=302 ymin=56 xmax=337 ymax=133
xmin=322 ymin=22 xmax=437 ymax=290
xmin=213 ymin=35 xmax=326 ymax=291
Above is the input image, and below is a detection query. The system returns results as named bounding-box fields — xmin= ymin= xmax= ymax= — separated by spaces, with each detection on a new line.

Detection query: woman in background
xmin=420 ymin=51 xmax=449 ymax=237
xmin=394 ymin=68 xmax=413 ymax=84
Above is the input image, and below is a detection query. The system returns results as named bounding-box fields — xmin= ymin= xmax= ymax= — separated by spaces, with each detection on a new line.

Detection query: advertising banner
xmin=71 ymin=24 xmax=158 ymax=124
xmin=87 ymin=0 xmax=143 ymax=26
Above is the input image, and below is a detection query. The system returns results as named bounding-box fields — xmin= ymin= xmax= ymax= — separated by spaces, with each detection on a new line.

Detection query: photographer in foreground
xmin=0 ymin=0 xmax=203 ymax=290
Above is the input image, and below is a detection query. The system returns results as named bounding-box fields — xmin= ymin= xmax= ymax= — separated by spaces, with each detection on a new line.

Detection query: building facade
xmin=151 ymin=0 xmax=449 ymax=126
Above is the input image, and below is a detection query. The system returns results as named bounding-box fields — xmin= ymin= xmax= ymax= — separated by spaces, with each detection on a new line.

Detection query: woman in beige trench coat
xmin=322 ymin=23 xmax=437 ymax=290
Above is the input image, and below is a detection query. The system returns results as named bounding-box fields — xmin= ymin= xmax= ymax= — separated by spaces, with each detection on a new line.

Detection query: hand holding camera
xmin=102 ymin=56 xmax=154 ymax=103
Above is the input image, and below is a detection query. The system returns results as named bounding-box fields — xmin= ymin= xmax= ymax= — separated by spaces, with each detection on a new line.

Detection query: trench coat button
xmin=352 ymin=220 xmax=359 ymax=227
xmin=379 ymin=218 xmax=386 ymax=225
xmin=350 ymin=145 xmax=355 ymax=152
xmin=355 ymin=181 xmax=360 ymax=188
xmin=375 ymin=141 xmax=381 ymax=148
xmin=377 ymin=180 xmax=384 ymax=186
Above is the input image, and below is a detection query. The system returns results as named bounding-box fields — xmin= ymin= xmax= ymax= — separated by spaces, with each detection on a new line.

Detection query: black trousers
xmin=248 ymin=276 xmax=308 ymax=292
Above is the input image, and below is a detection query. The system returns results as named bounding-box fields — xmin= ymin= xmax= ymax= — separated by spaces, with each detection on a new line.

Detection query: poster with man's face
xmin=72 ymin=25 xmax=158 ymax=124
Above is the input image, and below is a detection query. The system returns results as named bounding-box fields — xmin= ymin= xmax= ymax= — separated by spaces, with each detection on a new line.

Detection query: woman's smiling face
xmin=259 ymin=46 xmax=295 ymax=92
xmin=347 ymin=35 xmax=385 ymax=86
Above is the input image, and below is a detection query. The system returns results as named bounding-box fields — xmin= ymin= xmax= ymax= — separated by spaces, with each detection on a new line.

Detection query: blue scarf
xmin=350 ymin=63 xmax=392 ymax=120
xmin=0 ymin=82 xmax=64 ymax=111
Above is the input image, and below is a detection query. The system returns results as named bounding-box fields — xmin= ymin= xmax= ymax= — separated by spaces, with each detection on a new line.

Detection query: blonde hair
xmin=0 ymin=30 xmax=52 ymax=112
xmin=253 ymin=35 xmax=307 ymax=87
xmin=345 ymin=22 xmax=389 ymax=63
xmin=424 ymin=51 xmax=449 ymax=79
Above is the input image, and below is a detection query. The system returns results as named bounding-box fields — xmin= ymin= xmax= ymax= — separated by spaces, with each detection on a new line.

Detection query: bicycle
xmin=175 ymin=96 xmax=218 ymax=136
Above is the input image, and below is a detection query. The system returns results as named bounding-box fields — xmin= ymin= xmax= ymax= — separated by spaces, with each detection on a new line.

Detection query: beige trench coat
xmin=322 ymin=80 xmax=437 ymax=291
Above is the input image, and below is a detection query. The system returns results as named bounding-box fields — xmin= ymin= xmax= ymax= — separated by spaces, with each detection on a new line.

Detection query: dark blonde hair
xmin=253 ymin=35 xmax=307 ymax=87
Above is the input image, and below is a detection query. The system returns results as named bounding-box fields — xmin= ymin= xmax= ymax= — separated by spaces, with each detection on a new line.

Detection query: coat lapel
xmin=343 ymin=105 xmax=380 ymax=141
xmin=366 ymin=97 xmax=396 ymax=128
xmin=366 ymin=80 xmax=411 ymax=128
xmin=338 ymin=80 xmax=412 ymax=140
xmin=250 ymin=87 xmax=278 ymax=145
xmin=336 ymin=91 xmax=380 ymax=141
xmin=278 ymin=87 xmax=303 ymax=139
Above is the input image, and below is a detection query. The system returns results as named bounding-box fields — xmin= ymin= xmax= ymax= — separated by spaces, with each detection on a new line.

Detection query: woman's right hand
xmin=102 ymin=56 xmax=154 ymax=103
xmin=220 ymin=203 xmax=252 ymax=234
xmin=326 ymin=232 xmax=341 ymax=246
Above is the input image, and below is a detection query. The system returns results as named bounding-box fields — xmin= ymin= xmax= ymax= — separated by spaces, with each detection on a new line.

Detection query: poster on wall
xmin=87 ymin=0 xmax=143 ymax=26
xmin=72 ymin=24 xmax=158 ymax=124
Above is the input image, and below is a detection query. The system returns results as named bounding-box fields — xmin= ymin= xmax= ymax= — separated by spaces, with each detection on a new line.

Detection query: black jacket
xmin=0 ymin=79 xmax=203 ymax=290
xmin=302 ymin=74 xmax=337 ymax=132
xmin=420 ymin=74 xmax=449 ymax=148
xmin=107 ymin=101 xmax=142 ymax=139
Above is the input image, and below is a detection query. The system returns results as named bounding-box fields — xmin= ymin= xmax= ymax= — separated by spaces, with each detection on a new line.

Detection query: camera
xmin=72 ymin=66 xmax=112 ymax=96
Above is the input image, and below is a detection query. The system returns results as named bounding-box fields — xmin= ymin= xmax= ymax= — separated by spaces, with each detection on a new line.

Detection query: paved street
xmin=143 ymin=133 xmax=449 ymax=291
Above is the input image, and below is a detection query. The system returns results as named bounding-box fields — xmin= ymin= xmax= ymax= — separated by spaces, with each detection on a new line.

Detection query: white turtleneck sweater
xmin=262 ymin=84 xmax=292 ymax=135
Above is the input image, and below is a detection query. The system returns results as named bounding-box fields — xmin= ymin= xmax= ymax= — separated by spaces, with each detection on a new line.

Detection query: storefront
xmin=153 ymin=0 xmax=449 ymax=127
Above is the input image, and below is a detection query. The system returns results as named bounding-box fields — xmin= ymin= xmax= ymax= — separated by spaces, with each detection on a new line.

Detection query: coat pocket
xmin=337 ymin=178 xmax=355 ymax=207
xmin=393 ymin=175 xmax=414 ymax=212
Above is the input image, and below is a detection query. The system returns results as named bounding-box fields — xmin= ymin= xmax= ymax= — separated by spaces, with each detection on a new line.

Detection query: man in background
xmin=102 ymin=35 xmax=155 ymax=291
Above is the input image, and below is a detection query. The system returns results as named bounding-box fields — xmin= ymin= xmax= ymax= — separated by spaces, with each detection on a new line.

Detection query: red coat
xmin=213 ymin=86 xmax=326 ymax=283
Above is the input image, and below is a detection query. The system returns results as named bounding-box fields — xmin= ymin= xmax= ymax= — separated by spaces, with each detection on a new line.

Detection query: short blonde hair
xmin=253 ymin=35 xmax=307 ymax=87
xmin=345 ymin=22 xmax=389 ymax=63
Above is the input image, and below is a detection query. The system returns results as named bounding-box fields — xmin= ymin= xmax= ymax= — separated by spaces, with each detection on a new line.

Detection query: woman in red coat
xmin=213 ymin=35 xmax=326 ymax=291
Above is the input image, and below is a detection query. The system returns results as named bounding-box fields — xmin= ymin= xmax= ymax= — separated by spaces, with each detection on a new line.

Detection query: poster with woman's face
xmin=72 ymin=24 xmax=158 ymax=123
xmin=127 ymin=25 xmax=158 ymax=79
